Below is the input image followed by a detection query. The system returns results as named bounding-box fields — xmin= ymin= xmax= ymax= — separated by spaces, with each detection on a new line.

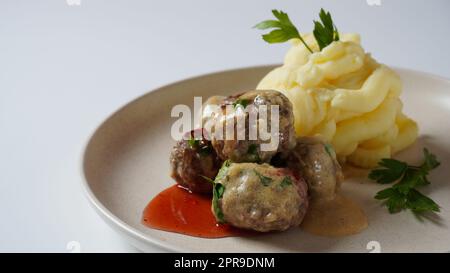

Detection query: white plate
xmin=82 ymin=65 xmax=450 ymax=252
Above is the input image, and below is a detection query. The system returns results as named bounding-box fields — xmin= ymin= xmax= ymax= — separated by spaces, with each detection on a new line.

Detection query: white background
xmin=0 ymin=0 xmax=449 ymax=252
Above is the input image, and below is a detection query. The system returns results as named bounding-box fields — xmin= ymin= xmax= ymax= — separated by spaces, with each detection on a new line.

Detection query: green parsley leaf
xmin=369 ymin=148 xmax=441 ymax=216
xmin=313 ymin=8 xmax=340 ymax=51
xmin=232 ymin=98 xmax=251 ymax=109
xmin=187 ymin=137 xmax=199 ymax=149
xmin=212 ymin=183 xmax=226 ymax=223
xmin=279 ymin=176 xmax=293 ymax=189
xmin=188 ymin=136 xmax=212 ymax=156
xmin=406 ymin=189 xmax=440 ymax=213
xmin=374 ymin=187 xmax=396 ymax=200
xmin=368 ymin=158 xmax=408 ymax=184
xmin=215 ymin=160 xmax=231 ymax=182
xmin=254 ymin=170 xmax=273 ymax=186
xmin=211 ymin=160 xmax=231 ymax=223
xmin=384 ymin=189 xmax=407 ymax=214
xmin=324 ymin=143 xmax=335 ymax=157
xmin=254 ymin=9 xmax=313 ymax=53
xmin=422 ymin=148 xmax=440 ymax=172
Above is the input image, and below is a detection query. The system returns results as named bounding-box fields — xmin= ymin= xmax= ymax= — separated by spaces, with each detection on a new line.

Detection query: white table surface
xmin=0 ymin=0 xmax=449 ymax=252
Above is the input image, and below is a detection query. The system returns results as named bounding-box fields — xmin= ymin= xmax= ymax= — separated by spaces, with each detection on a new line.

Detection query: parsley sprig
xmin=232 ymin=98 xmax=251 ymax=109
xmin=254 ymin=8 xmax=340 ymax=53
xmin=369 ymin=149 xmax=441 ymax=214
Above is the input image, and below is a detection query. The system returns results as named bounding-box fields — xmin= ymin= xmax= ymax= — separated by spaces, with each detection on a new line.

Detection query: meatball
xmin=287 ymin=136 xmax=344 ymax=200
xmin=212 ymin=162 xmax=309 ymax=232
xmin=170 ymin=129 xmax=222 ymax=194
xmin=202 ymin=90 xmax=296 ymax=163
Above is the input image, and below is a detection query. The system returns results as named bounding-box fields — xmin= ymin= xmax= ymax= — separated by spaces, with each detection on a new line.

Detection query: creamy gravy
xmin=301 ymin=194 xmax=368 ymax=237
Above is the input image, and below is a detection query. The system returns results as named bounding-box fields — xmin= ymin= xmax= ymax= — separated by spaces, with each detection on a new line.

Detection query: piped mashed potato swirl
xmin=257 ymin=34 xmax=418 ymax=168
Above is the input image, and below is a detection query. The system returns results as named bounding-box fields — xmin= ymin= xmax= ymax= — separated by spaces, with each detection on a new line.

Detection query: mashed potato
xmin=257 ymin=34 xmax=418 ymax=168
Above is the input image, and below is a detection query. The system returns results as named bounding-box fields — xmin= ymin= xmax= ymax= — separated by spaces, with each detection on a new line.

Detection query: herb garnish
xmin=369 ymin=148 xmax=440 ymax=214
xmin=188 ymin=137 xmax=211 ymax=156
xmin=313 ymin=9 xmax=340 ymax=51
xmin=254 ymin=9 xmax=313 ymax=53
xmin=209 ymin=160 xmax=231 ymax=223
xmin=202 ymin=171 xmax=226 ymax=223
xmin=212 ymin=183 xmax=225 ymax=223
xmin=279 ymin=176 xmax=292 ymax=189
xmin=254 ymin=170 xmax=273 ymax=186
xmin=187 ymin=137 xmax=199 ymax=149
xmin=254 ymin=8 xmax=340 ymax=53
xmin=215 ymin=160 xmax=231 ymax=182
xmin=232 ymin=98 xmax=251 ymax=109
xmin=324 ymin=143 xmax=335 ymax=157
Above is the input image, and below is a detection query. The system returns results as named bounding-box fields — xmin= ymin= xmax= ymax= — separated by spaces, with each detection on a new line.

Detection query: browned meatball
xmin=170 ymin=129 xmax=222 ymax=194
xmin=212 ymin=162 xmax=309 ymax=232
xmin=287 ymin=137 xmax=344 ymax=201
xmin=202 ymin=90 xmax=296 ymax=163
